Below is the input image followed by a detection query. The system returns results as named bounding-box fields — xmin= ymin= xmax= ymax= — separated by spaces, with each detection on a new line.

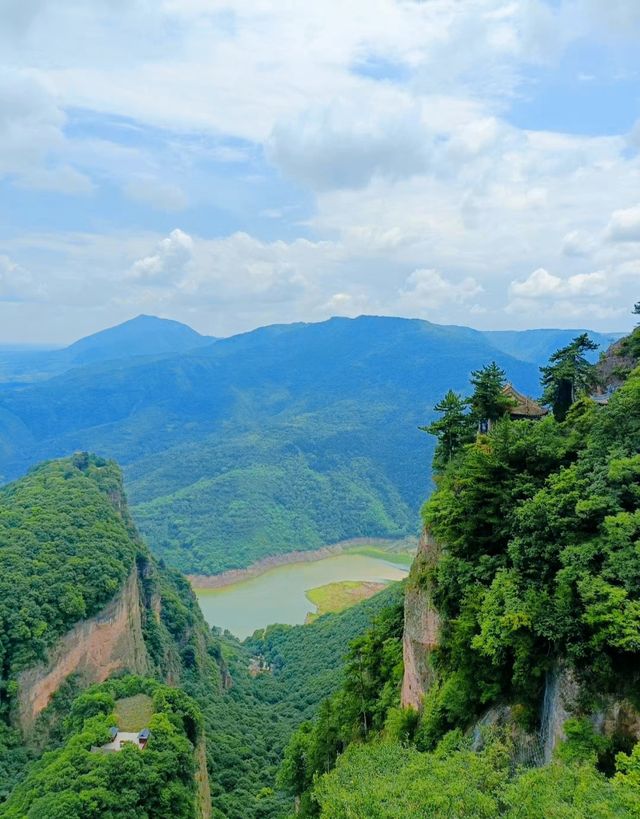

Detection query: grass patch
xmin=113 ymin=694 xmax=154 ymax=732
xmin=305 ymin=580 xmax=390 ymax=623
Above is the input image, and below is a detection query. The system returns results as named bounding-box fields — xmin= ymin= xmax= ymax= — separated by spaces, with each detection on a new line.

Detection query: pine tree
xmin=469 ymin=362 xmax=514 ymax=431
xmin=540 ymin=333 xmax=598 ymax=421
xmin=420 ymin=390 xmax=474 ymax=470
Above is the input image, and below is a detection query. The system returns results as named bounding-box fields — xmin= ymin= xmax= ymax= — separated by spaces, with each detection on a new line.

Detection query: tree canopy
xmin=469 ymin=362 xmax=515 ymax=429
xmin=540 ymin=333 xmax=598 ymax=420
xmin=419 ymin=390 xmax=474 ymax=471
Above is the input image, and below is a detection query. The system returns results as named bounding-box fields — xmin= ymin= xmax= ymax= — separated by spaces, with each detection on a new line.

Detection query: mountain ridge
xmin=0 ymin=315 xmax=621 ymax=574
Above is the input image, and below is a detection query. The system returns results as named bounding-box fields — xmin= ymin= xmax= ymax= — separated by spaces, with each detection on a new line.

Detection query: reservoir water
xmin=194 ymin=553 xmax=409 ymax=639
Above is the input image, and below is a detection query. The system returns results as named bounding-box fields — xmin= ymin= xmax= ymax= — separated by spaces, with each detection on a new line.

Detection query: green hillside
xmin=0 ymin=317 xmax=618 ymax=574
xmin=281 ymin=325 xmax=640 ymax=817
xmin=0 ymin=677 xmax=204 ymax=819
xmin=0 ymin=452 xmax=403 ymax=817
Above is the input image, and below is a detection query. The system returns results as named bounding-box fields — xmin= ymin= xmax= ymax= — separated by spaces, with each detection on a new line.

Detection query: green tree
xmin=469 ymin=362 xmax=514 ymax=430
xmin=420 ymin=391 xmax=474 ymax=471
xmin=540 ymin=333 xmax=598 ymax=421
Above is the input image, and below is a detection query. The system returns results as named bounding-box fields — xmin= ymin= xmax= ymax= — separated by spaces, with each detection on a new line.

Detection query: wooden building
xmin=502 ymin=383 xmax=548 ymax=421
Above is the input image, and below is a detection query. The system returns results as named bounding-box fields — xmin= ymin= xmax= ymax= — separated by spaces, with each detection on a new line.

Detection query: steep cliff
xmin=401 ymin=529 xmax=441 ymax=710
xmin=17 ymin=565 xmax=149 ymax=732
xmin=399 ymin=354 xmax=640 ymax=767
xmin=0 ymin=454 xmax=221 ymax=813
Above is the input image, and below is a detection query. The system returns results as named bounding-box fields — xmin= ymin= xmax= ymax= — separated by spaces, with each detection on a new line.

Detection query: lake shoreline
xmin=187 ymin=537 xmax=406 ymax=590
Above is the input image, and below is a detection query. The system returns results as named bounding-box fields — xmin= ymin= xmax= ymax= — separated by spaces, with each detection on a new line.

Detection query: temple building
xmin=502 ymin=383 xmax=548 ymax=421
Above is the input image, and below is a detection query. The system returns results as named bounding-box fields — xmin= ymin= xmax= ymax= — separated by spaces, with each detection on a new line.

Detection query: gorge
xmin=0 ymin=317 xmax=638 ymax=818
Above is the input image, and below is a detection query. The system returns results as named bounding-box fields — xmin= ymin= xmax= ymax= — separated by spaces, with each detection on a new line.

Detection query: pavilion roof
xmin=503 ymin=383 xmax=548 ymax=418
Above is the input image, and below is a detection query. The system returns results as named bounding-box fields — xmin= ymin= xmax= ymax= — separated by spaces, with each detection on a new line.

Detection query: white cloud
xmin=510 ymin=268 xmax=609 ymax=299
xmin=562 ymin=230 xmax=594 ymax=257
xmin=1 ymin=0 xmax=640 ymax=340
xmin=267 ymin=94 xmax=432 ymax=190
xmin=510 ymin=268 xmax=562 ymax=298
xmin=124 ymin=177 xmax=189 ymax=211
xmin=129 ymin=229 xmax=194 ymax=285
xmin=0 ymin=69 xmax=95 ymax=195
xmin=180 ymin=233 xmax=323 ymax=306
xmin=319 ymin=291 xmax=372 ymax=317
xmin=0 ymin=71 xmax=63 ymax=174
xmin=398 ymin=268 xmax=483 ymax=311
xmin=606 ymin=204 xmax=640 ymax=242
xmin=0 ymin=255 xmax=44 ymax=302
xmin=16 ymin=165 xmax=94 ymax=195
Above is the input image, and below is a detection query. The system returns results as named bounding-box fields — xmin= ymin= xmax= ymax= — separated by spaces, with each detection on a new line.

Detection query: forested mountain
xmin=0 ymin=314 xmax=213 ymax=386
xmin=281 ymin=322 xmax=640 ymax=817
xmin=1 ymin=323 xmax=637 ymax=817
xmin=0 ymin=455 xmax=397 ymax=817
xmin=0 ymin=316 xmax=617 ymax=574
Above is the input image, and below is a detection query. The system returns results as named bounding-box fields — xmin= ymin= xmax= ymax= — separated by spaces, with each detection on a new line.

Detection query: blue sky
xmin=0 ymin=0 xmax=639 ymax=343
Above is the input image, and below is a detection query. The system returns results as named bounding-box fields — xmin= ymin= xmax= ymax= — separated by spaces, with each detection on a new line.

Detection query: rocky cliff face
xmin=469 ymin=663 xmax=640 ymax=764
xmin=540 ymin=664 xmax=640 ymax=762
xmin=401 ymin=529 xmax=441 ymax=710
xmin=17 ymin=565 xmax=149 ymax=732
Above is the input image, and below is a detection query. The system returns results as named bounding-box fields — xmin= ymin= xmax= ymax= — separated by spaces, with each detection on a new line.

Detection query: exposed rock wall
xmin=17 ymin=565 xmax=149 ymax=732
xmin=401 ymin=529 xmax=441 ymax=710
xmin=539 ymin=664 xmax=580 ymax=762
xmin=472 ymin=664 xmax=640 ymax=765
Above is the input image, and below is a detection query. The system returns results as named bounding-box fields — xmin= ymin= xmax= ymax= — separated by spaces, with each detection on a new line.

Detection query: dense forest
xmin=201 ymin=584 xmax=403 ymax=818
xmin=280 ymin=319 xmax=640 ymax=816
xmin=0 ymin=316 xmax=615 ymax=575
xmin=0 ymin=317 xmax=637 ymax=817
xmin=0 ymin=454 xmax=401 ymax=816
xmin=0 ymin=676 xmax=203 ymax=818
xmin=0 ymin=455 xmax=138 ymax=680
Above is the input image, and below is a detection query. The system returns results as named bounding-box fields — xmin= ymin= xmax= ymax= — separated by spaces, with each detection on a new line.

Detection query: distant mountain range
xmin=0 ymin=314 xmax=620 ymax=574
xmin=0 ymin=314 xmax=215 ymax=385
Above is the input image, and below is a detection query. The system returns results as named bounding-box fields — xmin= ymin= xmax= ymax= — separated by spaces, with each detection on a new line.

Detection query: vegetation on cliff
xmin=0 ymin=453 xmax=225 ymax=808
xmin=419 ymin=356 xmax=640 ymax=745
xmin=0 ymin=454 xmax=138 ymax=682
xmin=284 ymin=321 xmax=640 ymax=816
xmin=2 ymin=317 xmax=614 ymax=575
xmin=0 ymin=676 xmax=203 ymax=819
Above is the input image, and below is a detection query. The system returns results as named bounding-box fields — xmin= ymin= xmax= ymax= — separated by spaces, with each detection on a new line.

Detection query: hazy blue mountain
xmin=0 ymin=314 xmax=214 ymax=385
xmin=482 ymin=328 xmax=620 ymax=364
xmin=62 ymin=313 xmax=214 ymax=364
xmin=0 ymin=315 xmax=618 ymax=573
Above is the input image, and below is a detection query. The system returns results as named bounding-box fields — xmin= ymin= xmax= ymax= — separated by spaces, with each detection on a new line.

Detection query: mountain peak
xmin=63 ymin=314 xmax=213 ymax=365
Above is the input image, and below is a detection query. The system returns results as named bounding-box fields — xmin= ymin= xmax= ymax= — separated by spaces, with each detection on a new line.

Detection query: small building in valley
xmin=93 ymin=727 xmax=152 ymax=753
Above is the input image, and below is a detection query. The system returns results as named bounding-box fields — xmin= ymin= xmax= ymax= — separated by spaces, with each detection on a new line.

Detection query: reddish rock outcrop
xmin=401 ymin=529 xmax=441 ymax=710
xmin=17 ymin=566 xmax=149 ymax=732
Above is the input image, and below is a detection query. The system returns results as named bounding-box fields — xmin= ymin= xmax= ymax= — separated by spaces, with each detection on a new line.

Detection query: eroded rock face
xmin=17 ymin=566 xmax=149 ymax=732
xmin=539 ymin=664 xmax=581 ymax=762
xmin=599 ymin=698 xmax=640 ymax=741
xmin=401 ymin=529 xmax=441 ymax=710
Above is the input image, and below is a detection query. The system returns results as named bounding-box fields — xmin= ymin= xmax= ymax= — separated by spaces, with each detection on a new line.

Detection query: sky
xmin=0 ymin=0 xmax=639 ymax=343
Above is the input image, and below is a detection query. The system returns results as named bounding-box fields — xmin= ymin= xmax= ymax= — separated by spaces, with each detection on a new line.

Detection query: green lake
xmin=194 ymin=553 xmax=409 ymax=639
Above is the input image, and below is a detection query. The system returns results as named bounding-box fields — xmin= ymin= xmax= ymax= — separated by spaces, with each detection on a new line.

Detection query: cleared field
xmin=305 ymin=580 xmax=389 ymax=622
xmin=114 ymin=694 xmax=154 ymax=731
